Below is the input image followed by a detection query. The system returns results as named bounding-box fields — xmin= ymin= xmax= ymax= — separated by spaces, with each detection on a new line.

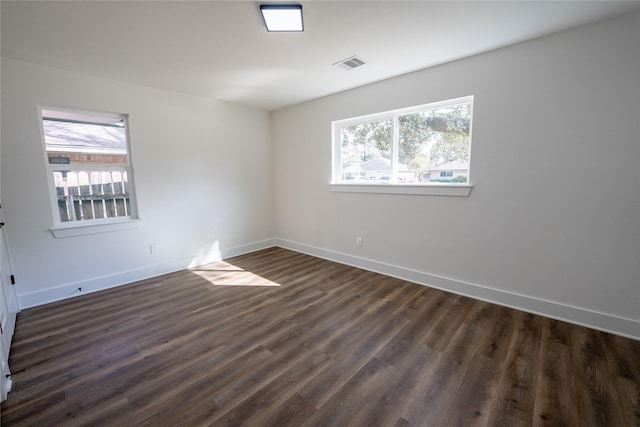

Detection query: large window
xmin=332 ymin=96 xmax=473 ymax=190
xmin=40 ymin=108 xmax=138 ymax=227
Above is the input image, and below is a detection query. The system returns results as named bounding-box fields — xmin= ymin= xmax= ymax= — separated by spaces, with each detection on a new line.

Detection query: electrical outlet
xmin=356 ymin=236 xmax=362 ymax=247
xmin=150 ymin=243 xmax=159 ymax=254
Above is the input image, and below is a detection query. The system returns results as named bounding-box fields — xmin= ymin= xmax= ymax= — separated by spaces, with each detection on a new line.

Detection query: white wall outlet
xmin=150 ymin=243 xmax=159 ymax=254
xmin=356 ymin=236 xmax=362 ymax=247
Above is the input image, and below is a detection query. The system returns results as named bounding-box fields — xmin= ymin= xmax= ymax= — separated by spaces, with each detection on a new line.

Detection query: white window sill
xmin=330 ymin=183 xmax=473 ymax=196
xmin=50 ymin=219 xmax=142 ymax=238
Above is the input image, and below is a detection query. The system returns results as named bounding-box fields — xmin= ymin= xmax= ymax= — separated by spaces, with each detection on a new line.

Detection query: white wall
xmin=1 ymin=58 xmax=274 ymax=308
xmin=272 ymin=12 xmax=640 ymax=338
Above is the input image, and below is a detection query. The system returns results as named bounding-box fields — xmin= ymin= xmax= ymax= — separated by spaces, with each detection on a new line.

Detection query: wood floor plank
xmin=486 ymin=311 xmax=542 ymax=426
xmin=449 ymin=352 xmax=502 ymax=426
xmin=2 ymin=247 xmax=639 ymax=426
xmin=295 ymin=310 xmax=411 ymax=409
xmin=257 ymin=393 xmax=319 ymax=427
xmin=376 ymin=288 xmax=452 ymax=368
xmin=300 ymin=357 xmax=396 ymax=427
xmin=534 ymin=317 xmax=585 ymax=426
xmin=350 ymin=344 xmax=439 ymax=426
xmin=570 ymin=327 xmax=630 ymax=426
xmin=400 ymin=351 xmax=470 ymax=426
xmin=418 ymin=294 xmax=473 ymax=352
xmin=209 ymin=350 xmax=332 ymax=426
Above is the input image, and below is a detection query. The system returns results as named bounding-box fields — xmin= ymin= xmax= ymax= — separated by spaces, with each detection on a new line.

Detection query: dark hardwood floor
xmin=2 ymin=247 xmax=639 ymax=426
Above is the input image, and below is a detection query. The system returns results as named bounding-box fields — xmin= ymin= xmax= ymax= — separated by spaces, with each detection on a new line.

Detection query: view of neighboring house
xmin=343 ymin=157 xmax=410 ymax=182
xmin=360 ymin=157 xmax=409 ymax=181
xmin=343 ymin=157 xmax=469 ymax=183
xmin=428 ymin=159 xmax=469 ymax=182
xmin=342 ymin=163 xmax=362 ymax=180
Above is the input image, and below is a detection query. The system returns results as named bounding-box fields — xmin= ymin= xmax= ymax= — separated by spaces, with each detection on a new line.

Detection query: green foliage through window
xmin=333 ymin=96 xmax=473 ymax=184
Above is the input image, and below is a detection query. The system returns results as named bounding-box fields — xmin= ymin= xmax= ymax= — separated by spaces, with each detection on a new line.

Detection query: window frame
xmin=331 ymin=96 xmax=474 ymax=197
xmin=39 ymin=106 xmax=141 ymax=237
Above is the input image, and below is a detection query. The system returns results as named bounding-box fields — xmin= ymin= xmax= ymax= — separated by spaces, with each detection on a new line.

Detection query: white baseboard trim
xmin=275 ymin=238 xmax=640 ymax=341
xmin=18 ymin=239 xmax=277 ymax=309
xmin=222 ymin=238 xmax=277 ymax=259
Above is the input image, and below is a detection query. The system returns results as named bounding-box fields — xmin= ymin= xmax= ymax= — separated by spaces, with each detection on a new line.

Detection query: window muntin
xmin=41 ymin=108 xmax=137 ymax=226
xmin=332 ymin=96 xmax=473 ymax=186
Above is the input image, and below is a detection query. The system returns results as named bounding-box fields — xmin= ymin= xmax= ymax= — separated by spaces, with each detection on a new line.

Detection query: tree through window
xmin=333 ymin=96 xmax=473 ymax=185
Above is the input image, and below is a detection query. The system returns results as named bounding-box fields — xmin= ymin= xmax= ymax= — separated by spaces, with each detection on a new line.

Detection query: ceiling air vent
xmin=334 ymin=55 xmax=367 ymax=71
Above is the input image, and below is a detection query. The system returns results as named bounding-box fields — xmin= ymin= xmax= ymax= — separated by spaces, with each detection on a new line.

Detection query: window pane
xmin=43 ymin=116 xmax=128 ymax=166
xmin=399 ymin=103 xmax=471 ymax=183
xmin=340 ymin=119 xmax=392 ymax=181
xmin=42 ymin=108 xmax=137 ymax=226
xmin=53 ymin=169 xmax=131 ymax=223
xmin=333 ymin=96 xmax=473 ymax=186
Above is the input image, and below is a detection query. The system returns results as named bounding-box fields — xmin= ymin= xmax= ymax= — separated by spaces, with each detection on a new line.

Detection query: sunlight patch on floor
xmin=190 ymin=260 xmax=281 ymax=287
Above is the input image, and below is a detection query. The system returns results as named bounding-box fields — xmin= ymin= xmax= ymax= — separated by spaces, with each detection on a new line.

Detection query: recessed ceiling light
xmin=260 ymin=4 xmax=304 ymax=32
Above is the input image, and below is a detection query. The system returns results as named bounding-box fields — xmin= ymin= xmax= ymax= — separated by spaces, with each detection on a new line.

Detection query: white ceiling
xmin=2 ymin=1 xmax=639 ymax=111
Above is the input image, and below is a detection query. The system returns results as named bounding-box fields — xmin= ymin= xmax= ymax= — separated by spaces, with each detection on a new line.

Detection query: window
xmin=40 ymin=108 xmax=138 ymax=228
xmin=332 ymin=96 xmax=473 ymax=194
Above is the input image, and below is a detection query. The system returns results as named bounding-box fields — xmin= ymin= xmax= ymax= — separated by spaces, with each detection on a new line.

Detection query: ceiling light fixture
xmin=260 ymin=4 xmax=303 ymax=32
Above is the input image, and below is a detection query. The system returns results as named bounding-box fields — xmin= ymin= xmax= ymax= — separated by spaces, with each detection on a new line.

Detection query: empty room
xmin=1 ymin=1 xmax=639 ymax=426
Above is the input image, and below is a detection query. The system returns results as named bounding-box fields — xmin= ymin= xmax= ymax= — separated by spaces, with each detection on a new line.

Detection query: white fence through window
xmin=53 ymin=169 xmax=130 ymax=222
